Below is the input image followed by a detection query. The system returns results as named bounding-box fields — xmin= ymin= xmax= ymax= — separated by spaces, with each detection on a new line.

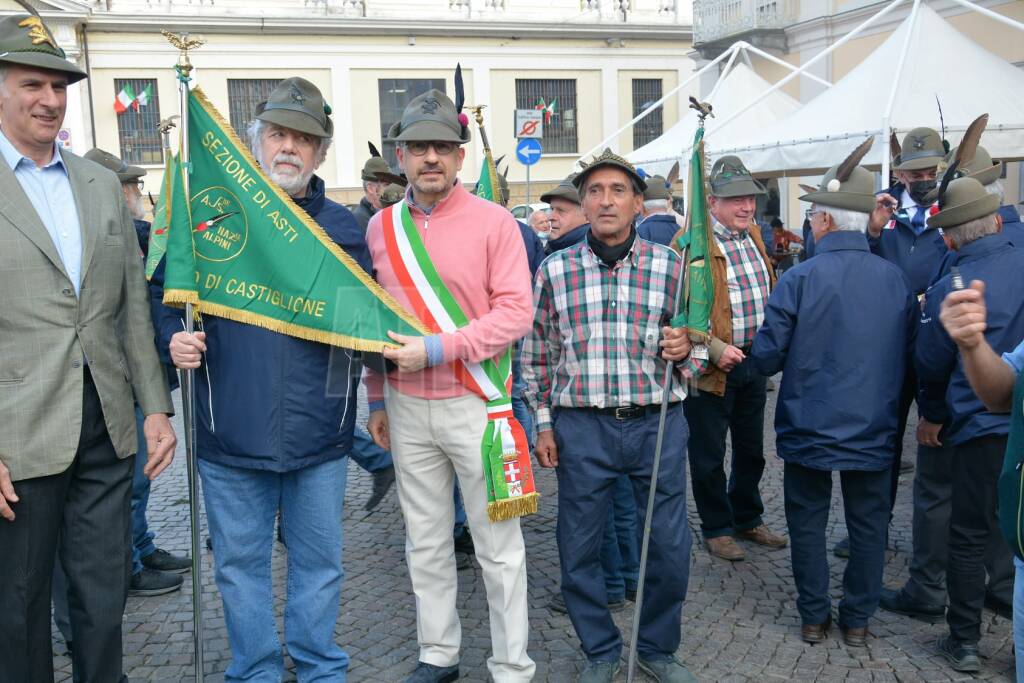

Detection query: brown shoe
xmin=842 ymin=626 xmax=868 ymax=647
xmin=801 ymin=614 xmax=831 ymax=644
xmin=736 ymin=524 xmax=788 ymax=548
xmin=705 ymin=536 xmax=745 ymax=561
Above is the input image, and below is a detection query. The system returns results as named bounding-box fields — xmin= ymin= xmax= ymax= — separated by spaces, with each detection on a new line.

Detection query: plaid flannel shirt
xmin=522 ymin=235 xmax=706 ymax=433
xmin=713 ymin=221 xmax=771 ymax=348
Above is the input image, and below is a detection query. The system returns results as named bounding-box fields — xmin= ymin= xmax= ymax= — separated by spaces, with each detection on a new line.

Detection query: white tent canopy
xmin=627 ymin=61 xmax=801 ymax=177
xmin=714 ymin=3 xmax=1024 ymax=175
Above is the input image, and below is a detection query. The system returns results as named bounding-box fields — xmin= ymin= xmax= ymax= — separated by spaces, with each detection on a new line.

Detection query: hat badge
xmin=421 ymin=97 xmax=440 ymax=115
xmin=910 ymin=134 xmax=927 ymax=150
xmin=19 ymin=16 xmax=57 ymax=50
xmin=289 ymin=85 xmax=305 ymax=105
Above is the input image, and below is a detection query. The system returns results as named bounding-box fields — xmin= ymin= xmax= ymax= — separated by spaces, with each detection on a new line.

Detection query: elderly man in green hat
xmin=0 ymin=13 xmax=175 ymax=683
xmin=881 ymin=135 xmax=1017 ymax=627
xmin=680 ymin=155 xmax=786 ymax=563
xmin=524 ymin=148 xmax=699 ymax=683
xmin=751 ymin=139 xmax=917 ymax=647
xmin=163 ymin=76 xmax=368 ymax=682
xmin=541 ymin=175 xmax=589 ymax=253
xmin=351 ymin=143 xmax=392 ymax=232
xmin=363 ymin=88 xmax=536 ymax=683
xmin=913 ymin=174 xmax=1024 ymax=673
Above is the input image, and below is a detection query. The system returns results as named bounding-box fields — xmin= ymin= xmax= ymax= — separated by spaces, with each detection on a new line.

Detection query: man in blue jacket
xmin=830 ymin=127 xmax=951 ymax=559
xmin=156 ymin=78 xmax=360 ymax=682
xmin=751 ymin=141 xmax=917 ymax=648
xmin=637 ymin=174 xmax=680 ymax=247
xmin=882 ymin=139 xmax=1016 ymax=625
xmin=915 ymin=176 xmax=1024 ymax=674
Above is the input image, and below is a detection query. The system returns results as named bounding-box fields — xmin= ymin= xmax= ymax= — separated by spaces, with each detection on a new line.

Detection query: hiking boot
xmin=637 ymin=655 xmax=698 ymax=683
xmin=576 ymin=660 xmax=619 ymax=683
xmin=405 ymin=661 xmax=459 ymax=683
xmin=140 ymin=548 xmax=191 ymax=574
xmin=365 ymin=466 xmax=395 ymax=511
xmin=705 ymin=536 xmax=745 ymax=561
xmin=129 ymin=567 xmax=183 ymax=597
xmin=936 ymin=636 xmax=981 ymax=673
xmin=736 ymin=524 xmax=788 ymax=548
xmin=801 ymin=614 xmax=831 ymax=644
xmin=879 ymin=587 xmax=945 ymax=623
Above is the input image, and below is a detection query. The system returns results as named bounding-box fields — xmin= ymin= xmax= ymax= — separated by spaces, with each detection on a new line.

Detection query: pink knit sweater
xmin=363 ymin=182 xmax=533 ymax=403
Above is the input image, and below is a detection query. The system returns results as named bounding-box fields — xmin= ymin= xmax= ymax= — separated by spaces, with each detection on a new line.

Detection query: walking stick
xmin=163 ymin=30 xmax=206 ymax=683
xmin=625 ymin=241 xmax=689 ymax=683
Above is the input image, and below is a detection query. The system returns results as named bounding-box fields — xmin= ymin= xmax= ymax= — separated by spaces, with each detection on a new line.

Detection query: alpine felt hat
xmin=894 ymin=127 xmax=945 ymax=171
xmin=255 ymin=77 xmax=333 ymax=139
xmin=387 ymin=89 xmax=470 ymax=145
xmin=643 ymin=175 xmax=672 ymax=201
xmin=799 ymin=138 xmax=877 ymax=214
xmin=926 ymin=177 xmax=999 ymax=229
xmin=0 ymin=14 xmax=87 ymax=83
xmin=84 ymin=148 xmax=146 ymax=183
xmin=708 ymin=156 xmax=765 ymax=198
xmin=944 ymin=144 xmax=1002 ymax=187
xmin=572 ymin=148 xmax=647 ymax=193
xmin=540 ymin=176 xmax=580 ymax=205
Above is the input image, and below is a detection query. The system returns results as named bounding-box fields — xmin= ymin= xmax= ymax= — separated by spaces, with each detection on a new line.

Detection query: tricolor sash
xmin=382 ymin=200 xmax=539 ymax=522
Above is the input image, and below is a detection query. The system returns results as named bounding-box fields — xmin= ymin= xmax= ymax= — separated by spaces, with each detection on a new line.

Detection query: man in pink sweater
xmin=364 ymin=89 xmax=536 ymax=683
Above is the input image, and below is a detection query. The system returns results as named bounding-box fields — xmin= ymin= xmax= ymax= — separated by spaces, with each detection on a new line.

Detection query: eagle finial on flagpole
xmin=161 ymin=30 xmax=205 ymax=77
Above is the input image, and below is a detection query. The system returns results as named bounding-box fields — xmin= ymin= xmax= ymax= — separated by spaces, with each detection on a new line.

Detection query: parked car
xmin=510 ymin=202 xmax=549 ymax=221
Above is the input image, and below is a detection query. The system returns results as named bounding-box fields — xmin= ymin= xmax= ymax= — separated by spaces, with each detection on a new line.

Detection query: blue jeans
xmin=600 ymin=476 xmax=639 ymax=602
xmin=199 ymin=457 xmax=350 ymax=683
xmin=453 ymin=482 xmax=467 ymax=536
xmin=1015 ymin=556 xmax=1024 ymax=683
xmin=131 ymin=406 xmax=156 ymax=575
xmin=349 ymin=427 xmax=393 ymax=473
xmin=511 ymin=348 xmax=535 ymax=452
xmin=555 ymin=406 xmax=691 ymax=662
xmin=784 ymin=463 xmax=890 ymax=629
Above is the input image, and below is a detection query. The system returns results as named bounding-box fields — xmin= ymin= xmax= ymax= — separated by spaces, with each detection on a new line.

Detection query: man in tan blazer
xmin=0 ymin=14 xmax=175 ymax=683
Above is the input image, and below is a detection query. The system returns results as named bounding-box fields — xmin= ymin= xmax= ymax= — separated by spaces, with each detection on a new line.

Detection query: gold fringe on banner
xmin=487 ymin=492 xmax=540 ymax=523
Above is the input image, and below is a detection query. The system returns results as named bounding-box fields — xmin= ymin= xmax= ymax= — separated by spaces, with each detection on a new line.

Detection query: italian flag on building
xmin=114 ymin=84 xmax=152 ymax=113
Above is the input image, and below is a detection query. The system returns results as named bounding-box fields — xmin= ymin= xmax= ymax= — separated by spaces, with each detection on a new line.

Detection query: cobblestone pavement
xmin=52 ymin=383 xmax=1016 ymax=682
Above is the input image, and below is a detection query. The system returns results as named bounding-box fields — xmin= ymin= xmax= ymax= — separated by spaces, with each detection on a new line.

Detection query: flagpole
xmin=163 ymin=29 xmax=205 ymax=683
xmin=469 ymin=105 xmax=505 ymax=205
xmin=626 ymin=101 xmax=711 ymax=683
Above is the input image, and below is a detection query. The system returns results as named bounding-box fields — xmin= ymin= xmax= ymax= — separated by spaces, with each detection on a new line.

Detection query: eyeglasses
xmin=403 ymin=141 xmax=458 ymax=157
xmin=804 ymin=208 xmax=824 ymax=220
xmin=132 ymin=180 xmax=144 ymax=191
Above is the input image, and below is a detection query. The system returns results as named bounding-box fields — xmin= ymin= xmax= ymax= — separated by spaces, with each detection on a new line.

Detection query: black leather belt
xmin=588 ymin=404 xmax=663 ymax=420
xmin=737 ymin=345 xmax=752 ymax=354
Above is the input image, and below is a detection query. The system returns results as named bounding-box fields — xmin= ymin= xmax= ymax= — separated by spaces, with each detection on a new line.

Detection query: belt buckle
xmin=613 ymin=406 xmax=635 ymax=420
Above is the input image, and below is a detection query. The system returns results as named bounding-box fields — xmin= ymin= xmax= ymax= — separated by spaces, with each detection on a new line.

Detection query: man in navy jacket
xmin=752 ymin=143 xmax=917 ymax=648
xmin=883 ymin=140 xmax=1016 ymax=625
xmin=637 ymin=174 xmax=680 ymax=247
xmin=155 ymin=79 xmax=359 ymax=682
xmin=915 ymin=176 xmax=1024 ymax=674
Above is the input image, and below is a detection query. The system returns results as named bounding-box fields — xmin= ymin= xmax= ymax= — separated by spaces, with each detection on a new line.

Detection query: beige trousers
xmin=385 ymin=387 xmax=535 ymax=682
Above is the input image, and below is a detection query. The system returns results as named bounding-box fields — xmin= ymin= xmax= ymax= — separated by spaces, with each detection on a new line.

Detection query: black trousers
xmin=947 ymin=434 xmax=1011 ymax=644
xmin=785 ymin=463 xmax=890 ymax=629
xmin=0 ymin=370 xmax=133 ymax=683
xmin=683 ymin=356 xmax=767 ymax=538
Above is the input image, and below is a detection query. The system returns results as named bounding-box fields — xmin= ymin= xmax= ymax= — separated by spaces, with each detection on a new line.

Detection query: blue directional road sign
xmin=516 ymin=138 xmax=543 ymax=166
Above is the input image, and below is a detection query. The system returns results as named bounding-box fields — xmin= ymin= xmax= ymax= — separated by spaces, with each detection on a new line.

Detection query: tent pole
xmin=948 ymin=0 xmax=1024 ymax=33
xmin=708 ymin=46 xmax=742 ymax=101
xmin=576 ymin=45 xmax=736 ymax=163
xmin=741 ymin=42 xmax=832 ymax=87
xmin=881 ymin=0 xmax=922 ymax=184
xmin=701 ymin=0 xmax=907 ymax=143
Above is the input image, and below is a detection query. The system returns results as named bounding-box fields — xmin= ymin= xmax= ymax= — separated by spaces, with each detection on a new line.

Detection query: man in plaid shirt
xmin=523 ymin=148 xmax=699 ymax=683
xmin=682 ymin=155 xmax=787 ymax=563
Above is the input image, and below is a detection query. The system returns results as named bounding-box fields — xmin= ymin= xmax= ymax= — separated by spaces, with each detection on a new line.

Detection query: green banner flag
xmin=162 ymin=87 xmax=428 ymax=350
xmin=674 ymin=126 xmax=714 ymax=341
xmin=145 ymin=152 xmax=174 ymax=280
xmin=474 ymin=150 xmax=502 ymax=204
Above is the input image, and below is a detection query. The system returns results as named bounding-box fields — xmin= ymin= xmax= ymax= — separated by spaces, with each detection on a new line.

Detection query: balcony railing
xmin=693 ymin=0 xmax=796 ymax=45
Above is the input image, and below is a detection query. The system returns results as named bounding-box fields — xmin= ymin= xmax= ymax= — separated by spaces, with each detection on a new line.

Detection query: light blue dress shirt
xmin=1004 ymin=338 xmax=1024 ymax=376
xmin=0 ymin=127 xmax=83 ymax=295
